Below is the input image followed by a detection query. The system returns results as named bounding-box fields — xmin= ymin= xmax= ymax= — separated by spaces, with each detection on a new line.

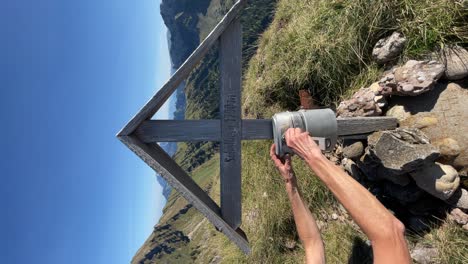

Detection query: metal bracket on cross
xmin=117 ymin=0 xmax=397 ymax=254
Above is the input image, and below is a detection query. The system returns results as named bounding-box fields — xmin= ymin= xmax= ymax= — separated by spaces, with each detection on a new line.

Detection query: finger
xmin=293 ymin=127 xmax=302 ymax=135
xmin=285 ymin=128 xmax=292 ymax=146
xmin=270 ymin=144 xmax=283 ymax=167
xmin=284 ymin=154 xmax=292 ymax=167
xmin=273 ymin=156 xmax=283 ymax=168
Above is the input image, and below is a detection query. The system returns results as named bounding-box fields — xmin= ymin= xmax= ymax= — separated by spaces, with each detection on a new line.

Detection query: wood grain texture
xmin=135 ymin=120 xmax=220 ymax=142
xmin=337 ymin=117 xmax=398 ymax=136
xmin=118 ymin=135 xmax=250 ymax=254
xmin=136 ymin=117 xmax=396 ymax=142
xmin=219 ymin=19 xmax=242 ymax=229
xmin=117 ymin=0 xmax=247 ymax=137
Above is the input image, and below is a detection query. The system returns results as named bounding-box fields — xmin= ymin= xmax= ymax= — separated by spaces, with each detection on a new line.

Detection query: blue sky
xmin=1 ymin=0 xmax=172 ymax=263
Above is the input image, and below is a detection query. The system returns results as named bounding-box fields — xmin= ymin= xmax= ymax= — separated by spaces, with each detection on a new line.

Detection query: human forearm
xmin=304 ymin=153 xmax=400 ymax=242
xmin=285 ymin=180 xmax=325 ymax=263
xmin=282 ymin=128 xmax=410 ymax=263
xmin=286 ymin=181 xmax=322 ymax=244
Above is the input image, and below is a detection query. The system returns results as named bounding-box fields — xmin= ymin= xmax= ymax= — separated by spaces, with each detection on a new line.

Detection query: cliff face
xmin=160 ymin=0 xmax=211 ymax=68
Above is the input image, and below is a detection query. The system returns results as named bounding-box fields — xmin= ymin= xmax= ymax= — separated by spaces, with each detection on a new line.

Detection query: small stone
xmin=372 ymin=32 xmax=407 ymax=64
xmin=337 ymin=88 xmax=382 ymax=117
xmin=410 ymin=243 xmax=439 ymax=264
xmin=448 ymin=208 xmax=468 ymax=225
xmin=386 ymin=105 xmax=411 ymax=122
xmin=331 ymin=213 xmax=338 ymax=220
xmin=445 ymin=188 xmax=468 ymax=210
xmin=343 ymin=142 xmax=364 ymax=160
xmin=368 ymin=82 xmax=382 ymax=94
xmin=441 ymin=45 xmax=468 ymax=80
xmin=342 ymin=158 xmax=362 ymax=181
xmin=284 ymin=238 xmax=297 ymax=250
xmin=410 ymin=162 xmax=460 ymax=200
xmin=432 ymin=138 xmax=461 ymax=158
xmin=262 ymin=192 xmax=268 ymax=198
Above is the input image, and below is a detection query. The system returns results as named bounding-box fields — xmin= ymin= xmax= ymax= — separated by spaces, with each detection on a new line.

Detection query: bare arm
xmin=270 ymin=145 xmax=325 ymax=264
xmin=284 ymin=128 xmax=410 ymax=264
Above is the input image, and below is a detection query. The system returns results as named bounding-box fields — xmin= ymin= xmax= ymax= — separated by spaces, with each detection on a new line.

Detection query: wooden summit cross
xmin=117 ymin=0 xmax=397 ymax=254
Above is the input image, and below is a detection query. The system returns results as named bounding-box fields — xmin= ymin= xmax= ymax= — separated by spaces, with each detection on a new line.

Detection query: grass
xmin=242 ymin=0 xmax=468 ymax=117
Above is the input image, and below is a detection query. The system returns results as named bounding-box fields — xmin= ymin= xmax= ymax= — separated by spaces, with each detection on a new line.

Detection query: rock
xmin=331 ymin=213 xmax=338 ymax=220
xmin=372 ymin=32 xmax=406 ymax=64
xmin=445 ymin=188 xmax=468 ymax=210
xmin=379 ymin=60 xmax=445 ymax=96
xmin=432 ymin=138 xmax=461 ymax=160
xmin=368 ymin=82 xmax=382 ymax=93
xmin=382 ymin=181 xmax=424 ymax=204
xmin=410 ymin=162 xmax=460 ymax=200
xmin=400 ymin=114 xmax=438 ymax=130
xmin=284 ymin=238 xmax=297 ymax=250
xmin=441 ymin=45 xmax=468 ymax=80
xmin=386 ymin=105 xmax=410 ymax=122
xmin=342 ymin=158 xmax=362 ymax=181
xmin=337 ymin=88 xmax=382 ymax=117
xmin=463 ymin=224 xmax=468 ymax=231
xmin=410 ymin=243 xmax=439 ymax=264
xmin=366 ymin=128 xmax=439 ymax=174
xmin=454 ymin=151 xmax=468 ymax=172
xmin=342 ymin=142 xmax=364 ymax=159
xmin=392 ymin=82 xmax=468 ymax=171
xmin=448 ymin=208 xmax=468 ymax=225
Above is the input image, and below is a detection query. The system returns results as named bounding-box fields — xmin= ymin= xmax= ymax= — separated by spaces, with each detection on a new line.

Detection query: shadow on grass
xmin=348 ymin=236 xmax=373 ymax=264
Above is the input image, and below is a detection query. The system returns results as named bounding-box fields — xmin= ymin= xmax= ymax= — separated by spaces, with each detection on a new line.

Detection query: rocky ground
xmin=334 ymin=32 xmax=468 ymax=263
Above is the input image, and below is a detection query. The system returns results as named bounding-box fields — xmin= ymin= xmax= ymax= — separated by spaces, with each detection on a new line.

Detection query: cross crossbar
xmin=134 ymin=117 xmax=398 ymax=142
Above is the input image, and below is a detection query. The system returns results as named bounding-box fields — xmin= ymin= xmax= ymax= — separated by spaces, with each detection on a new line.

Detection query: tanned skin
xmin=270 ymin=128 xmax=411 ymax=264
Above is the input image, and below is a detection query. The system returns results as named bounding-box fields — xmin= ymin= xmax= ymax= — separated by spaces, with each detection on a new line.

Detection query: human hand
xmin=270 ymin=144 xmax=296 ymax=184
xmin=284 ymin=128 xmax=322 ymax=161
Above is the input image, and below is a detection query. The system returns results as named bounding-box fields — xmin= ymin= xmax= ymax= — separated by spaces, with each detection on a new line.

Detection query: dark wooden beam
xmin=336 ymin=116 xmax=398 ymax=136
xmin=219 ymin=18 xmax=242 ymax=229
xmin=118 ymin=135 xmax=250 ymax=254
xmin=136 ymin=117 xmax=397 ymax=142
xmin=135 ymin=120 xmax=220 ymax=142
xmin=117 ymin=0 xmax=247 ymax=137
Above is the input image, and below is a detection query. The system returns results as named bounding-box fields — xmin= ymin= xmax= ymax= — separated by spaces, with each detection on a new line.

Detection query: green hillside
xmin=134 ymin=0 xmax=468 ymax=263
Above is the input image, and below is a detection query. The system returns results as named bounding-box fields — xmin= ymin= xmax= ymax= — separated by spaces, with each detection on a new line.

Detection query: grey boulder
xmin=372 ymin=32 xmax=406 ymax=64
xmin=366 ymin=128 xmax=439 ymax=174
xmin=441 ymin=45 xmax=468 ymax=80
